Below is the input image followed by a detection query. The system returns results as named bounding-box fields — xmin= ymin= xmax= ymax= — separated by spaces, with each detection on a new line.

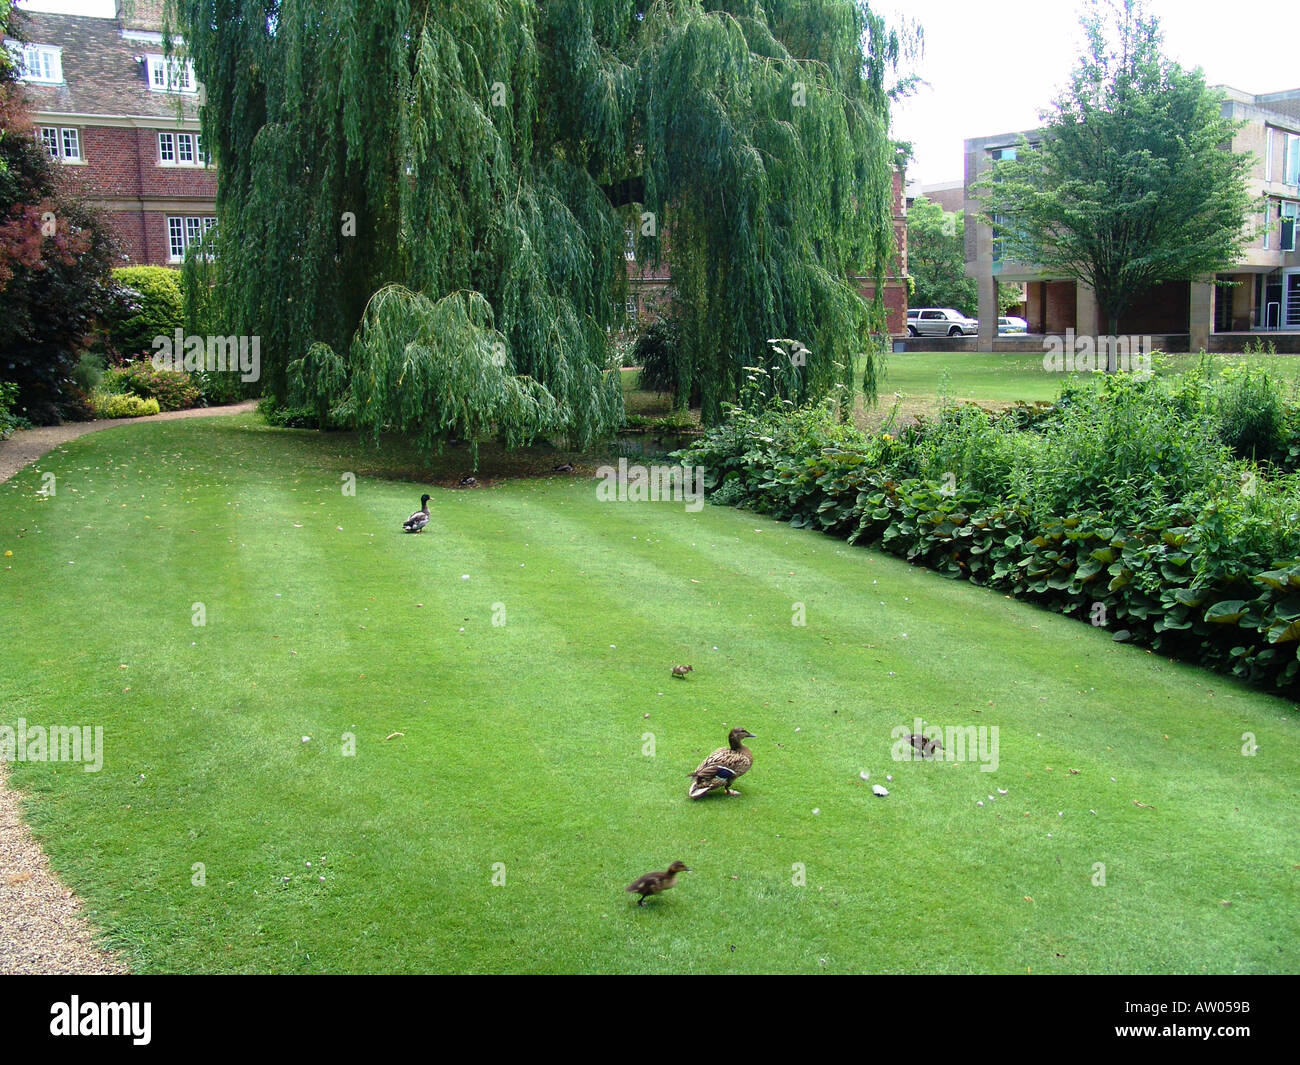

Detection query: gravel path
xmin=0 ymin=400 xmax=257 ymax=974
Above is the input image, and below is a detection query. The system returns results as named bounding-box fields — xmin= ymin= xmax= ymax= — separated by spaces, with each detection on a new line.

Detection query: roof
xmin=9 ymin=11 xmax=199 ymax=122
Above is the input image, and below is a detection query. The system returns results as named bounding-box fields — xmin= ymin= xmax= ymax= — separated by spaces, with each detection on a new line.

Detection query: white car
xmin=907 ymin=308 xmax=979 ymax=337
xmin=998 ymin=316 xmax=1028 ymax=334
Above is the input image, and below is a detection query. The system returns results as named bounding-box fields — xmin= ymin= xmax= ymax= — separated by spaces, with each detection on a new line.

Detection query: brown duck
xmin=688 ymin=728 xmax=755 ymax=799
xmin=671 ymin=664 xmax=694 ymax=679
xmin=626 ymin=861 xmax=690 ymax=906
xmin=907 ymin=732 xmax=943 ymax=759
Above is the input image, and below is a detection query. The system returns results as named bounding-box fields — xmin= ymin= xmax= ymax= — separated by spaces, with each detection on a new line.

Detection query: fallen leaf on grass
xmin=1133 ymin=800 xmax=1155 ymax=809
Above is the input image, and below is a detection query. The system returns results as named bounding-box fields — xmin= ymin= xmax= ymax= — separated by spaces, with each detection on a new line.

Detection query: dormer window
xmin=146 ymin=54 xmax=197 ymax=94
xmin=6 ymin=42 xmax=63 ymax=84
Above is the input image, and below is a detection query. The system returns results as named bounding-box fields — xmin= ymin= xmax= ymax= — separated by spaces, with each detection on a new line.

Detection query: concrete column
xmin=977 ymin=270 xmax=997 ymax=348
xmin=1189 ymin=278 xmax=1213 ymax=353
xmin=1075 ymin=282 xmax=1100 ymax=336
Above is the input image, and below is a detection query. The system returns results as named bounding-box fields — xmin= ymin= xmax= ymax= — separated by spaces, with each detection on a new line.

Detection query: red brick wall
xmin=1126 ymin=281 xmax=1190 ymax=334
xmin=38 ymin=122 xmax=216 ymax=266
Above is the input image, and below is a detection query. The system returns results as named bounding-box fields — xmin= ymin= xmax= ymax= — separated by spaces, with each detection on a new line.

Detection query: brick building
xmin=7 ymin=1 xmax=215 ymax=267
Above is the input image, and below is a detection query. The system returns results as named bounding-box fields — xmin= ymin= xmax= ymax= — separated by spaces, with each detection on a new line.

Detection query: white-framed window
xmin=8 ymin=42 xmax=63 ymax=84
xmin=146 ymin=53 xmax=197 ymax=94
xmin=625 ymin=297 xmax=638 ymax=320
xmin=1285 ymin=133 xmax=1300 ymax=188
xmin=166 ymin=215 xmax=216 ymax=262
xmin=37 ymin=126 xmax=81 ymax=162
xmin=624 ymin=228 xmax=636 ymax=261
xmin=159 ymin=131 xmax=208 ymax=167
xmin=1281 ymin=201 xmax=1298 ymax=253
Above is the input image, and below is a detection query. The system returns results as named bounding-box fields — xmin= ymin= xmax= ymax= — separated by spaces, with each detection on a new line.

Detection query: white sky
xmin=20 ymin=0 xmax=1291 ymax=186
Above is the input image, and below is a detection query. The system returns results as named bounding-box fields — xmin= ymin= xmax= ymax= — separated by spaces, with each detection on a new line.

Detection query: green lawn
xmin=1 ymin=414 xmax=1297 ymax=973
xmin=622 ymin=350 xmax=1300 ymax=430
xmin=860 ymin=350 xmax=1300 ymax=426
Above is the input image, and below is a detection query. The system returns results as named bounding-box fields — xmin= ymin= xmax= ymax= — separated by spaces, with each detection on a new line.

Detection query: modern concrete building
xmin=7 ymin=1 xmax=215 ymax=267
xmin=962 ymin=86 xmax=1300 ymax=352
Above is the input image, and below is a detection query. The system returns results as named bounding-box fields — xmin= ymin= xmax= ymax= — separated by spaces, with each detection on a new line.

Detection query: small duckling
xmin=553 ymin=463 xmax=574 ymax=473
xmin=906 ymin=732 xmax=943 ymax=759
xmin=626 ymin=861 xmax=690 ymax=906
xmin=459 ymin=475 xmax=477 ymax=488
xmin=671 ymin=664 xmax=694 ymax=679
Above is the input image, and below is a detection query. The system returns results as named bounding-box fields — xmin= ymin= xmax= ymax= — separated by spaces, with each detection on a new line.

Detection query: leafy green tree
xmin=170 ymin=0 xmax=906 ymax=448
xmin=976 ymin=0 xmax=1255 ymax=365
xmin=906 ymin=197 xmax=976 ymax=315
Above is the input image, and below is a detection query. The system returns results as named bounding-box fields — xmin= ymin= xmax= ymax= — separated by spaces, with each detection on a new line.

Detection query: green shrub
xmin=98 ymin=392 xmax=161 ymax=418
xmin=192 ymin=368 xmax=246 ymax=406
xmin=634 ymin=319 xmax=683 ymax=400
xmin=104 ymin=361 xmax=201 ymax=411
xmin=1215 ymin=366 xmax=1286 ymax=463
xmin=57 ymin=386 xmax=98 ymax=422
xmin=72 ymin=352 xmax=105 ymax=395
xmin=259 ymin=399 xmax=322 ymax=429
xmin=108 ymin=267 xmax=184 ymax=358
xmin=0 ymin=381 xmax=29 ymax=439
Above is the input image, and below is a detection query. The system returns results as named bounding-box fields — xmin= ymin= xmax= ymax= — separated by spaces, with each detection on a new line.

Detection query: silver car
xmin=907 ymin=308 xmax=979 ymax=337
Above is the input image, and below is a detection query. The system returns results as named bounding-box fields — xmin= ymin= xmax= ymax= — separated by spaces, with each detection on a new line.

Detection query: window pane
xmin=159 ymin=133 xmax=174 ymax=162
xmin=168 ymin=217 xmax=185 ymax=260
xmin=40 ymin=127 xmax=59 ymax=158
xmin=61 ymin=128 xmax=80 ymax=160
xmin=1288 ymin=135 xmax=1300 ymax=187
xmin=177 ymin=134 xmax=194 ymax=162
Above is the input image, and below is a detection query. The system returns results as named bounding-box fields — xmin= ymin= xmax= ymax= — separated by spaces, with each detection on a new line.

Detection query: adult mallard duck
xmin=688 ymin=728 xmax=755 ymax=799
xmin=626 ymin=861 xmax=689 ymax=906
xmin=402 ymin=494 xmax=431 ymax=533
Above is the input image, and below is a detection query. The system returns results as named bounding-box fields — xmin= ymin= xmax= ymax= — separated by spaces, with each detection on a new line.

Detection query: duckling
xmin=402 ymin=494 xmax=431 ymax=533
xmin=688 ymin=728 xmax=755 ymax=799
xmin=671 ymin=664 xmax=694 ymax=679
xmin=459 ymin=475 xmax=477 ymax=488
xmin=906 ymin=732 xmax=943 ymax=759
xmin=553 ymin=463 xmax=574 ymax=473
xmin=626 ymin=861 xmax=690 ymax=906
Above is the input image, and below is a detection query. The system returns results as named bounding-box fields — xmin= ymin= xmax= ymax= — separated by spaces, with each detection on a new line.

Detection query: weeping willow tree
xmin=169 ymin=0 xmax=905 ymax=450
